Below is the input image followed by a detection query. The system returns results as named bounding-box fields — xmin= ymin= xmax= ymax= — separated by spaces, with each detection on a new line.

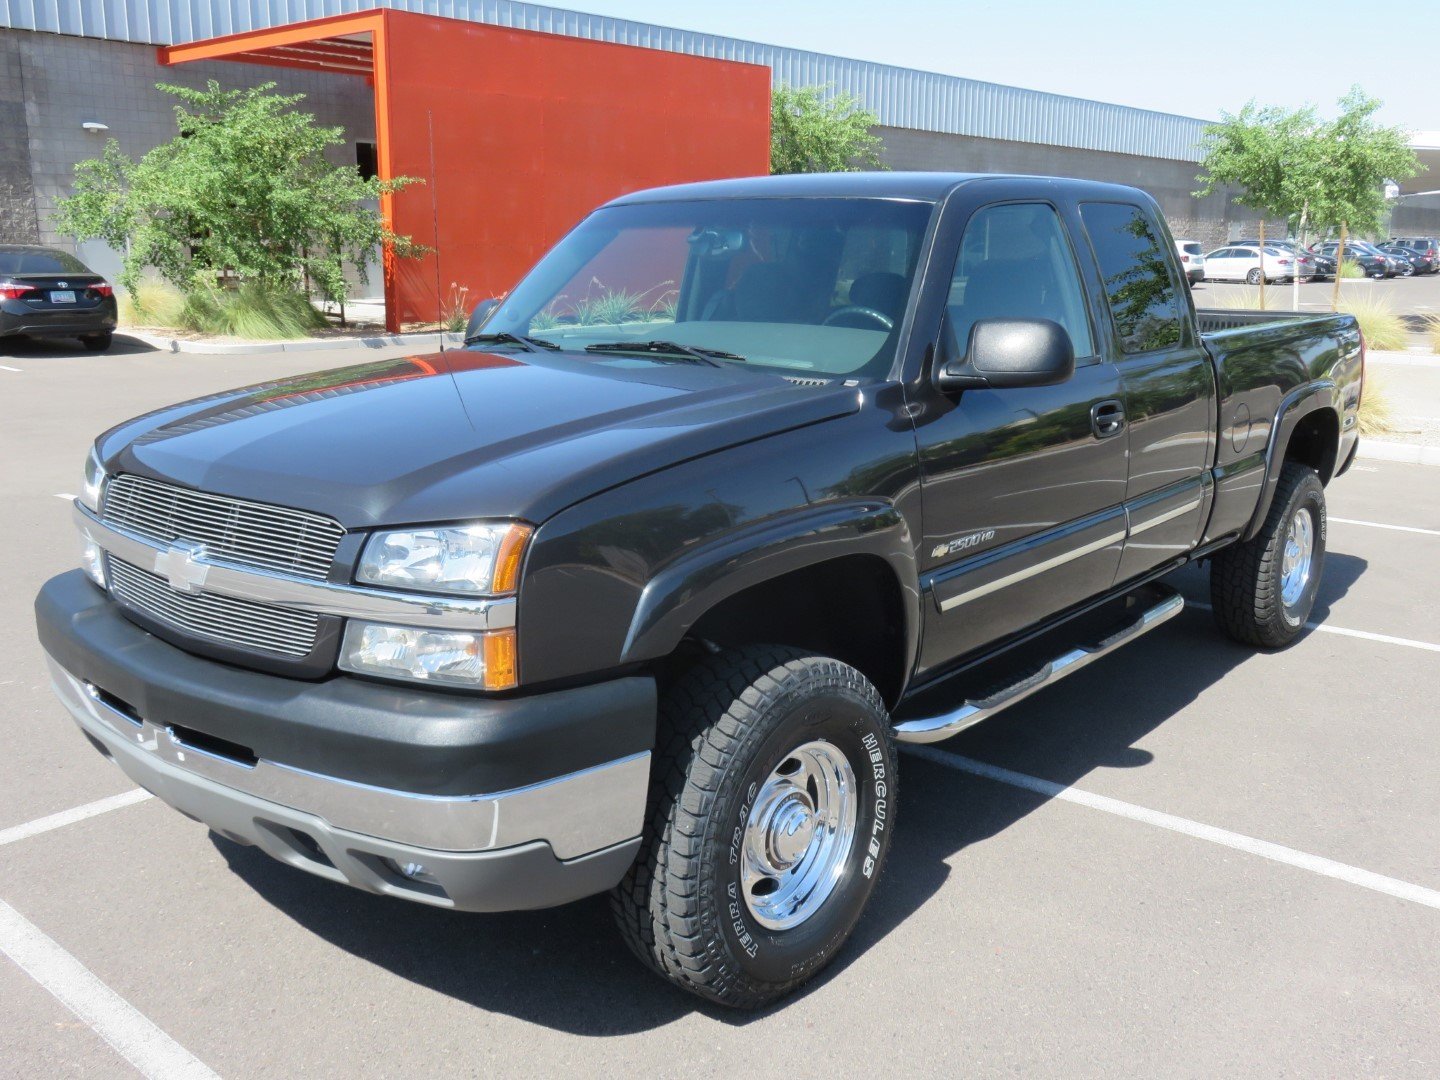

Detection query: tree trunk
xmin=1258 ymin=219 xmax=1266 ymax=309
xmin=1331 ymin=223 xmax=1347 ymax=313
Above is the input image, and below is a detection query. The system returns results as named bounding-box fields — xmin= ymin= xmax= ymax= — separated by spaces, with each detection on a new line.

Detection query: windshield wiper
xmin=465 ymin=331 xmax=561 ymax=351
xmin=584 ymin=340 xmax=747 ymax=366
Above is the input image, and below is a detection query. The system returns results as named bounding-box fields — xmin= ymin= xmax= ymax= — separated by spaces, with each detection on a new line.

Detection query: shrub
xmin=1210 ymin=289 xmax=1286 ymax=311
xmin=442 ymin=282 xmax=471 ymax=332
xmin=118 ymin=277 xmax=185 ymax=327
xmin=1338 ymin=259 xmax=1365 ymax=279
xmin=180 ymin=283 xmax=326 ymax=340
xmin=1337 ymin=295 xmax=1407 ymax=352
xmin=576 ymin=289 xmax=643 ymax=326
xmin=1358 ymin=377 xmax=1393 ymax=437
xmin=1427 ymin=315 xmax=1440 ymax=355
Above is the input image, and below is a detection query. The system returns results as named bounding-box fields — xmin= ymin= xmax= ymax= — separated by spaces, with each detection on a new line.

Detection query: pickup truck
xmin=36 ymin=173 xmax=1363 ymax=1009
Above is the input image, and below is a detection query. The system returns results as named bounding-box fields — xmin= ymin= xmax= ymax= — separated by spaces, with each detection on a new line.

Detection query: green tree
xmin=54 ymin=80 xmax=421 ymax=305
xmin=1194 ymin=87 xmax=1421 ymax=240
xmin=770 ymin=84 xmax=885 ymax=174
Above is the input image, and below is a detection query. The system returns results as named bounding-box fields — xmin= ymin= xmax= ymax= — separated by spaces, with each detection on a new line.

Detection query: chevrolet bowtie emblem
xmin=153 ymin=540 xmax=210 ymax=594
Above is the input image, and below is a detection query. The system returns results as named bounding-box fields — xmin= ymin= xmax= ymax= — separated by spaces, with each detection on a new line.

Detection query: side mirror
xmin=936 ymin=317 xmax=1076 ymax=392
xmin=464 ymin=298 xmax=501 ymax=339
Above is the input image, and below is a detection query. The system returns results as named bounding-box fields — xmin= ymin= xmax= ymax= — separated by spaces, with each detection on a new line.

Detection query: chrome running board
xmin=893 ymin=588 xmax=1185 ymax=745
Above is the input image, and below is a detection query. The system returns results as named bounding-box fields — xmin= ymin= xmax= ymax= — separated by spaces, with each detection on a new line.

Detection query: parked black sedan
xmin=0 ymin=246 xmax=117 ymax=351
xmin=1379 ymin=242 xmax=1436 ymax=275
xmin=1309 ymin=241 xmax=1390 ymax=279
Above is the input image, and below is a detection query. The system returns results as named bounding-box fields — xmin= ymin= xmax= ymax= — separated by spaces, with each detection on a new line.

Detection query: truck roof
xmin=608 ymin=171 xmax=1150 ymax=205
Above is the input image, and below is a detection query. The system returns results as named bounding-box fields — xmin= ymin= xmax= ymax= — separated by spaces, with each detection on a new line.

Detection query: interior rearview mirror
xmin=936 ymin=317 xmax=1076 ymax=393
xmin=464 ymin=298 xmax=501 ymax=339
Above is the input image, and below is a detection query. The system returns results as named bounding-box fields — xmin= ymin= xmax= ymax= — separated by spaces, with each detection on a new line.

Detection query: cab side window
xmin=948 ymin=202 xmax=1095 ymax=362
xmin=1080 ymin=202 xmax=1187 ymax=354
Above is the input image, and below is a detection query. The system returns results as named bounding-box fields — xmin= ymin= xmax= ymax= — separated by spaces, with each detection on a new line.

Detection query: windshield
xmin=482 ymin=197 xmax=934 ymax=377
xmin=0 ymin=248 xmax=91 ymax=275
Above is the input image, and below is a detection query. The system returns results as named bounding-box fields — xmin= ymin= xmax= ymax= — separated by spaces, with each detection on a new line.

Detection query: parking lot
xmin=1194 ymin=269 xmax=1440 ymax=318
xmin=2 ymin=337 xmax=1438 ymax=1078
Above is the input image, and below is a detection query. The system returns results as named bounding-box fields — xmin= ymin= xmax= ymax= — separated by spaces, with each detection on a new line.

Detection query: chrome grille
xmin=102 ymin=474 xmax=343 ymax=580
xmin=109 ymin=558 xmax=320 ymax=658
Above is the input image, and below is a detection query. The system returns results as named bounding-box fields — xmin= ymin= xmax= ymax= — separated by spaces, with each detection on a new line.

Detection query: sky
xmin=574 ymin=0 xmax=1437 ymax=133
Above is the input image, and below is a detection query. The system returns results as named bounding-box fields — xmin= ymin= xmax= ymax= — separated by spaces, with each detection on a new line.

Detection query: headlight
xmin=80 ymin=447 xmax=106 ymax=511
xmin=356 ymin=522 xmax=531 ymax=596
xmin=339 ymin=621 xmax=518 ymax=690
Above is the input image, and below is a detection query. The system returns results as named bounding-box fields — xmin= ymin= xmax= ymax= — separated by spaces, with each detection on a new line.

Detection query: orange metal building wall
xmin=378 ymin=13 xmax=772 ymax=328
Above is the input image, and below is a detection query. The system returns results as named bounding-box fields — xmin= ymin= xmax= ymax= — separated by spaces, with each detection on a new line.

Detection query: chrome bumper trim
xmin=47 ymin=655 xmax=647 ymax=859
xmin=73 ymin=501 xmax=515 ymax=631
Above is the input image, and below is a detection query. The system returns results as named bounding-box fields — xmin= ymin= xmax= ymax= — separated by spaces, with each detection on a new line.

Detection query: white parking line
xmin=0 ymin=789 xmax=153 ymax=848
xmin=1331 ymin=516 xmax=1440 ymax=537
xmin=1187 ymin=601 xmax=1440 ymax=654
xmin=903 ymin=746 xmax=1440 ymax=912
xmin=53 ymin=492 xmax=75 ymax=501
xmin=0 ymin=364 xmax=21 ymax=372
xmin=0 ymin=899 xmax=219 ymax=1079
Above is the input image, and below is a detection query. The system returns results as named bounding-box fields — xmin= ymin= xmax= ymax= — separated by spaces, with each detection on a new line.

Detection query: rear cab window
xmin=1078 ymin=203 xmax=1188 ymax=354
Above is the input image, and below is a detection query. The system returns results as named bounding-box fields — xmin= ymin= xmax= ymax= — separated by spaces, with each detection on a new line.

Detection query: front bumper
xmin=36 ymin=571 xmax=654 ymax=911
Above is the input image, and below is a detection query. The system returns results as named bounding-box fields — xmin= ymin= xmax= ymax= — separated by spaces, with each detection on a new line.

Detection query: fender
xmin=1244 ymin=379 xmax=1338 ymax=541
xmin=620 ymin=499 xmax=921 ymax=676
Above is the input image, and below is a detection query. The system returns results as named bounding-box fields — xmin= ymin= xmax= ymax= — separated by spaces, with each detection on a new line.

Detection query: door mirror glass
xmin=937 ymin=316 xmax=1076 ymax=392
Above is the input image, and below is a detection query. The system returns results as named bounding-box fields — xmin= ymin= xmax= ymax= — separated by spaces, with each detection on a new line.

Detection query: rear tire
xmin=1210 ymin=462 xmax=1326 ymax=648
xmin=612 ymin=645 xmax=896 ymax=1009
xmin=1246 ymin=268 xmax=1263 ymax=285
xmin=81 ymin=332 xmax=112 ymax=352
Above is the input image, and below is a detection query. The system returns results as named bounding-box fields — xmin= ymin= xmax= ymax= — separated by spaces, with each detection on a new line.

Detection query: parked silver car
xmin=1202 ymin=244 xmax=1314 ymax=284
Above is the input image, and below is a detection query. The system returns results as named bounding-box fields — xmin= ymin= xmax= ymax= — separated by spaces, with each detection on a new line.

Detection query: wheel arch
xmin=620 ymin=501 xmax=920 ymax=707
xmin=1244 ymin=383 xmax=1339 ymax=541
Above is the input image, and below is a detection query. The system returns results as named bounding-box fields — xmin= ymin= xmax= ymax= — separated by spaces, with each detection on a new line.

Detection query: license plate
xmin=50 ymin=290 xmax=76 ymax=304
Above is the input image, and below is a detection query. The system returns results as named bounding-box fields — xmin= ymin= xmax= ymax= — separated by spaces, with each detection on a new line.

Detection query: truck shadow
xmin=213 ymin=551 xmax=1367 ymax=1033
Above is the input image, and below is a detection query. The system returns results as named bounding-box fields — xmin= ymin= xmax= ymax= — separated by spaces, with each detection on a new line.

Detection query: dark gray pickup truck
xmin=36 ymin=173 xmax=1363 ymax=1008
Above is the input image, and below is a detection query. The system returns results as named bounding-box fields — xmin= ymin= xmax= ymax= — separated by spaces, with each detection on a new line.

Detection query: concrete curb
xmin=128 ymin=330 xmax=465 ymax=355
xmin=1368 ymin=351 xmax=1437 ymax=367
xmin=1357 ymin=440 xmax=1440 ymax=466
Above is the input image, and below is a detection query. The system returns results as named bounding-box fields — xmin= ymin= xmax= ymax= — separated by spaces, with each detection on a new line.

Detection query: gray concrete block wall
xmin=1 ymin=29 xmax=374 ymax=252
xmin=0 ymin=33 xmax=41 ymax=242
xmin=874 ymin=126 xmax=1260 ymax=248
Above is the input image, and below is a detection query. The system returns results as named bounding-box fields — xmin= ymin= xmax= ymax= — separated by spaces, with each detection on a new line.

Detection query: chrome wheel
xmin=1281 ymin=505 xmax=1315 ymax=608
xmin=741 ymin=739 xmax=858 ymax=931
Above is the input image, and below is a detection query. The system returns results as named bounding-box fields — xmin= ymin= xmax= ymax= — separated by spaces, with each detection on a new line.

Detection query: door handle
xmin=1091 ymin=400 xmax=1126 ymax=439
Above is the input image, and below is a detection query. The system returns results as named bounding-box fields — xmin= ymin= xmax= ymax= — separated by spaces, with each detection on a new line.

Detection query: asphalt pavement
xmin=1 ymin=336 xmax=1437 ymax=1078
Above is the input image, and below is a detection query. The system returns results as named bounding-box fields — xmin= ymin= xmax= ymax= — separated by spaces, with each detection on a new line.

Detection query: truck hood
xmin=100 ymin=349 xmax=862 ymax=527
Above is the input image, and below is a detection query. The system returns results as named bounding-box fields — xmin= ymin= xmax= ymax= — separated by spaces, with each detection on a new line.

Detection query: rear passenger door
xmin=910 ymin=193 xmax=1129 ymax=675
xmin=1077 ymin=201 xmax=1215 ymax=584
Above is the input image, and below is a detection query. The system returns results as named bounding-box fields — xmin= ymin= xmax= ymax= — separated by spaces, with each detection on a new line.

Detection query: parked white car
xmin=1202 ymin=244 xmax=1314 ymax=284
xmin=1175 ymin=240 xmax=1206 ymax=283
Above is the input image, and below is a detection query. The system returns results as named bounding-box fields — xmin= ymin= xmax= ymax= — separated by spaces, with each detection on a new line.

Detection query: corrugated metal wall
xmin=0 ymin=0 xmax=1212 ymax=161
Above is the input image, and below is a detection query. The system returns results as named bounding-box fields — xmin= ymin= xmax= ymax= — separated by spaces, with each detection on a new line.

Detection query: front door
xmin=908 ymin=194 xmax=1129 ymax=678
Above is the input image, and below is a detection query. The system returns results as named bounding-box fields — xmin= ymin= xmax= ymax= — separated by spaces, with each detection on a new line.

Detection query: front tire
xmin=1210 ymin=462 xmax=1326 ymax=648
xmin=1246 ymin=268 xmax=1263 ymax=285
xmin=613 ymin=646 xmax=896 ymax=1009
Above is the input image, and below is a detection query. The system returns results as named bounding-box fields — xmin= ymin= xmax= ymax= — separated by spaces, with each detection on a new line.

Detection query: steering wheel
xmin=822 ymin=305 xmax=893 ymax=331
